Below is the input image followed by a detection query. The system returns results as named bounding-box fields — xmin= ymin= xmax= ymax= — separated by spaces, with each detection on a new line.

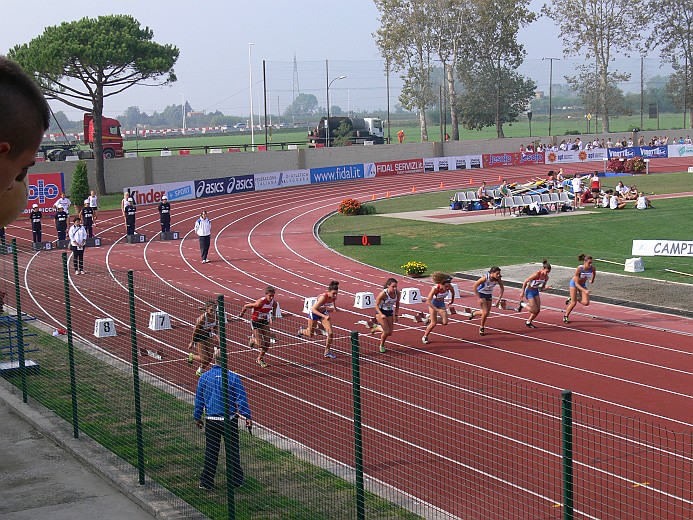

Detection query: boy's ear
xmin=0 ymin=175 xmax=29 ymax=227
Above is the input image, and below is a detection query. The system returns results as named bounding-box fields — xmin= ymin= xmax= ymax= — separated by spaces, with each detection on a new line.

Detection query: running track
xmin=6 ymin=160 xmax=693 ymax=518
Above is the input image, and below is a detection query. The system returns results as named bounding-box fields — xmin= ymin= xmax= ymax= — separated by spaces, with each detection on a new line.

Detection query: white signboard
xmin=253 ymin=169 xmax=310 ymax=191
xmin=632 ymin=240 xmax=693 ymax=257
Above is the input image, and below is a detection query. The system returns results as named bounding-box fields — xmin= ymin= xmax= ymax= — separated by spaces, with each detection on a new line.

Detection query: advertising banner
xmin=373 ymin=158 xmax=424 ymax=176
xmin=668 ymin=144 xmax=693 ymax=158
xmin=309 ymin=164 xmax=374 ymax=184
xmin=126 ymin=181 xmax=195 ymax=206
xmin=607 ymin=146 xmax=668 ymax=159
xmin=254 ymin=169 xmax=310 ymax=191
xmin=194 ymin=175 xmax=255 ymax=198
xmin=632 ymin=240 xmax=693 ymax=257
xmin=422 ymin=155 xmax=482 ymax=172
xmin=545 ymin=149 xmax=607 ymax=164
xmin=482 ymin=152 xmax=545 ymax=167
xmin=25 ymin=172 xmax=65 ymax=214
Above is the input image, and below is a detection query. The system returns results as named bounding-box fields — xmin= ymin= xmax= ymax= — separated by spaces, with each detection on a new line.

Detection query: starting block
xmin=354 ymin=291 xmax=375 ymax=309
xmin=303 ymin=297 xmax=318 ymax=314
xmin=624 ymin=257 xmax=644 ymax=273
xmin=400 ymin=311 xmax=426 ymax=323
xmin=139 ymin=348 xmax=164 ymax=360
xmin=495 ymin=299 xmax=508 ymax=310
xmin=126 ymin=233 xmax=146 ymax=244
xmin=86 ymin=237 xmax=101 ymax=247
xmin=446 ymin=306 xmax=457 ymax=315
xmin=160 ymin=231 xmax=180 ymax=240
xmin=148 ymin=311 xmax=172 ymax=331
xmin=55 ymin=239 xmax=70 ymax=250
xmin=32 ymin=241 xmax=52 ymax=251
xmin=94 ymin=318 xmax=116 ymax=337
xmin=400 ymin=287 xmax=422 ymax=305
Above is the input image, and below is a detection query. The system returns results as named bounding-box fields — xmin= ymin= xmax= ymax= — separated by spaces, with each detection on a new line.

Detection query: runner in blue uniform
xmin=422 ymin=272 xmax=455 ymax=344
xmin=518 ymin=259 xmax=552 ymax=328
xmin=564 ymin=254 xmax=596 ymax=323
xmin=471 ymin=267 xmax=505 ymax=336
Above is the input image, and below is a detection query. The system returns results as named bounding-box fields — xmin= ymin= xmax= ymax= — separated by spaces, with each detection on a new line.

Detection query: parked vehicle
xmin=83 ymin=113 xmax=124 ymax=158
xmin=307 ymin=116 xmax=385 ymax=146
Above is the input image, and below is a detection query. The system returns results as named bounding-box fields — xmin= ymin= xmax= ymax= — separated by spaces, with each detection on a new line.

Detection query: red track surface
xmin=7 ymin=160 xmax=693 ymax=518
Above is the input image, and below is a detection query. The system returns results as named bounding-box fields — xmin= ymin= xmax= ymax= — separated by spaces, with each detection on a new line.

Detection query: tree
xmin=648 ymin=0 xmax=693 ymax=128
xmin=70 ymin=160 xmax=90 ymax=211
xmin=9 ymin=15 xmax=178 ymax=195
xmin=284 ymin=93 xmax=319 ymax=118
xmin=542 ymin=0 xmax=648 ymax=133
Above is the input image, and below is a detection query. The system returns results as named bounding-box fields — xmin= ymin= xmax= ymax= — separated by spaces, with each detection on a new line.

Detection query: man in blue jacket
xmin=194 ymin=352 xmax=252 ymax=490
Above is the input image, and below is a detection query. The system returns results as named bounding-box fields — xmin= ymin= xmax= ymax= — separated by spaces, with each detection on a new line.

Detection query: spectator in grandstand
xmin=158 ymin=195 xmax=171 ymax=233
xmin=685 ymin=135 xmax=692 ymax=144
xmin=194 ymin=210 xmax=212 ymax=263
xmin=606 ymin=138 xmax=613 ymax=148
xmin=636 ymin=192 xmax=654 ymax=209
xmin=422 ymin=272 xmax=455 ymax=343
xmin=54 ymin=205 xmax=68 ymax=241
xmin=517 ymin=259 xmax=552 ymax=328
xmin=298 ymin=280 xmax=340 ymax=358
xmin=54 ymin=192 xmax=72 ymax=214
xmin=30 ymin=203 xmax=42 ymax=242
xmin=194 ymin=349 xmax=252 ymax=490
xmin=564 ymin=254 xmax=596 ymax=323
xmin=0 ymin=56 xmax=50 ymax=229
xmin=80 ymin=199 xmax=94 ymax=238
xmin=368 ymin=277 xmax=400 ymax=353
xmin=470 ymin=267 xmax=504 ymax=336
xmin=188 ymin=301 xmax=219 ymax=377
xmin=638 ymin=135 xmax=645 ymax=146
xmin=124 ymin=197 xmax=136 ymax=235
xmin=68 ymin=216 xmax=87 ymax=274
xmin=88 ymin=190 xmax=98 ymax=225
xmin=240 ymin=286 xmax=279 ymax=368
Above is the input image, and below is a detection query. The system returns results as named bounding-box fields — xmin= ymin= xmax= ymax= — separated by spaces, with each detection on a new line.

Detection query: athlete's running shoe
xmin=188 ymin=352 xmax=194 ymax=365
xmin=421 ymin=336 xmax=429 ymax=344
xmin=525 ymin=321 xmax=536 ymax=329
xmin=324 ymin=351 xmax=336 ymax=359
xmin=256 ymin=358 xmax=269 ymax=368
xmin=195 ymin=367 xmax=203 ymax=377
xmin=516 ymin=302 xmax=524 ymax=312
xmin=563 ymin=315 xmax=569 ymax=324
xmin=379 ymin=344 xmax=386 ymax=353
xmin=565 ymin=298 xmax=571 ymax=305
xmin=479 ymin=327 xmax=485 ymax=336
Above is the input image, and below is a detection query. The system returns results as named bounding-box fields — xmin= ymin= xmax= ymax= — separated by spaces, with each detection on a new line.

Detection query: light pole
xmin=249 ymin=43 xmax=255 ymax=148
xmin=326 ymin=74 xmax=346 ymax=147
xmin=180 ymin=93 xmax=186 ymax=132
xmin=543 ymin=57 xmax=559 ymax=137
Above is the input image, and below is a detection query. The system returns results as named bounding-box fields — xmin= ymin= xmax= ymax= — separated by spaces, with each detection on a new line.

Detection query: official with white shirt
xmin=194 ymin=210 xmax=212 ymax=263
xmin=68 ymin=216 xmax=88 ymax=274
xmin=54 ymin=192 xmax=72 ymax=214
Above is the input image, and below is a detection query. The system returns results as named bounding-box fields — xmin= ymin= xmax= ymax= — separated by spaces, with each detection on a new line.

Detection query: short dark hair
xmin=0 ymin=56 xmax=50 ymax=158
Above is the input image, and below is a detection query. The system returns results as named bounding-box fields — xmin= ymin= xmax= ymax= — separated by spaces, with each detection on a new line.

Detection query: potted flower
xmin=338 ymin=198 xmax=362 ymax=215
xmin=402 ymin=261 xmax=428 ymax=277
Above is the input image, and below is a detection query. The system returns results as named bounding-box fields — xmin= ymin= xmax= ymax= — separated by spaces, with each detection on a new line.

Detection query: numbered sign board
xmin=400 ymin=287 xmax=422 ymax=305
xmin=148 ymin=312 xmax=172 ymax=330
xmin=354 ymin=292 xmax=375 ymax=309
xmin=94 ymin=318 xmax=117 ymax=337
xmin=303 ymin=297 xmax=318 ymax=314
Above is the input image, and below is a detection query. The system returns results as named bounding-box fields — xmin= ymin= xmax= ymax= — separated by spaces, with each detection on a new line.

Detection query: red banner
xmin=482 ymin=152 xmax=545 ymax=167
xmin=374 ymin=158 xmax=425 ymax=176
xmin=24 ymin=172 xmax=65 ymax=215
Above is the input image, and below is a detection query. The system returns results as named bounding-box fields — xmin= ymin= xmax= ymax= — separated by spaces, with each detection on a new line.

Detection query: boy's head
xmin=0 ymin=56 xmax=50 ymax=226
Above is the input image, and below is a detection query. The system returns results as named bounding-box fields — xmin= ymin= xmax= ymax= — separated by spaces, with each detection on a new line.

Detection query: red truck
xmin=84 ymin=113 xmax=124 ymax=158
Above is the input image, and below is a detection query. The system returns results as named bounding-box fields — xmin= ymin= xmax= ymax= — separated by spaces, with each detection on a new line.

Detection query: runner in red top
xmin=240 ymin=286 xmax=278 ymax=368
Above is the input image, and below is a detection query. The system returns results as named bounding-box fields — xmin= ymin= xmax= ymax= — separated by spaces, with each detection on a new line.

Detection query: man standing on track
xmin=30 ymin=203 xmax=42 ymax=242
xmin=194 ymin=210 xmax=211 ymax=263
xmin=80 ymin=199 xmax=94 ymax=238
xmin=158 ymin=195 xmax=171 ymax=233
xmin=68 ymin=216 xmax=87 ymax=274
xmin=124 ymin=197 xmax=136 ymax=235
xmin=54 ymin=205 xmax=68 ymax=241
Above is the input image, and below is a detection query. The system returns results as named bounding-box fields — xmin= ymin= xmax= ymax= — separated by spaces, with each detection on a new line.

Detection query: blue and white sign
xmin=310 ymin=164 xmax=371 ymax=184
xmin=194 ymin=175 xmax=255 ymax=198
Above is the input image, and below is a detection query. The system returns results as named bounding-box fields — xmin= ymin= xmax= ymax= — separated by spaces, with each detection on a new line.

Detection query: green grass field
xmin=318 ymin=172 xmax=693 ymax=284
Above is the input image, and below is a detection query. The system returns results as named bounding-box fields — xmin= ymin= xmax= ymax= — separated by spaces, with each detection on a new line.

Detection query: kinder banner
xmin=126 ymin=181 xmax=195 ymax=206
xmin=25 ymin=172 xmax=65 ymax=214
xmin=668 ymin=144 xmax=693 ymax=158
xmin=373 ymin=158 xmax=424 ymax=176
xmin=545 ymin=149 xmax=607 ymax=164
xmin=309 ymin=164 xmax=374 ymax=184
xmin=482 ymin=152 xmax=545 ymax=167
xmin=254 ymin=169 xmax=310 ymax=191
xmin=608 ymin=146 xmax=668 ymax=159
xmin=632 ymin=240 xmax=693 ymax=257
xmin=194 ymin=175 xmax=255 ymax=198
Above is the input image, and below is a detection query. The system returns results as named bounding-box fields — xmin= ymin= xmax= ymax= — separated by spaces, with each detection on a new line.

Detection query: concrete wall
xmin=29 ymin=129 xmax=676 ymax=193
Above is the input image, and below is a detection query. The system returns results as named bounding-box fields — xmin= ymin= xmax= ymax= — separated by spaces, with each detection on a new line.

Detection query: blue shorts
xmin=476 ymin=292 xmax=492 ymax=301
xmin=431 ymin=299 xmax=446 ymax=309
xmin=308 ymin=311 xmax=327 ymax=321
xmin=525 ymin=288 xmax=540 ymax=299
xmin=569 ymin=280 xmax=587 ymax=289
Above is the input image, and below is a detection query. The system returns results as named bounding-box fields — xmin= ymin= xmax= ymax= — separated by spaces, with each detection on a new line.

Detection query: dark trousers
xmin=32 ymin=229 xmax=42 ymax=242
xmin=199 ymin=235 xmax=210 ymax=261
xmin=71 ymin=246 xmax=84 ymax=271
xmin=200 ymin=418 xmax=243 ymax=488
xmin=161 ymin=220 xmax=170 ymax=233
xmin=84 ymin=222 xmax=93 ymax=238
xmin=126 ymin=219 xmax=135 ymax=235
xmin=57 ymin=229 xmax=66 ymax=241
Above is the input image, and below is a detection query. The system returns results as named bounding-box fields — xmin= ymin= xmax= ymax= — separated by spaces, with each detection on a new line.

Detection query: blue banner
xmin=194 ymin=175 xmax=255 ymax=198
xmin=309 ymin=164 xmax=374 ymax=184
xmin=607 ymin=146 xmax=668 ymax=159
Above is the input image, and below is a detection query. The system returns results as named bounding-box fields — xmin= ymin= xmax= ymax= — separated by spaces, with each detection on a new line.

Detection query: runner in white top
xmin=88 ymin=190 xmax=98 ymax=225
xmin=471 ymin=267 xmax=505 ymax=336
xmin=370 ymin=278 xmax=400 ymax=353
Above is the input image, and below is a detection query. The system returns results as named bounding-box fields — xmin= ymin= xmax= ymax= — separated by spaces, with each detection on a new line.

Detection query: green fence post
xmin=351 ymin=331 xmax=365 ymax=520
xmin=562 ymin=390 xmax=574 ymax=520
xmin=62 ymin=253 xmax=79 ymax=438
xmin=217 ymin=294 xmax=236 ymax=520
xmin=128 ymin=270 xmax=145 ymax=485
xmin=11 ymin=239 xmax=27 ymax=403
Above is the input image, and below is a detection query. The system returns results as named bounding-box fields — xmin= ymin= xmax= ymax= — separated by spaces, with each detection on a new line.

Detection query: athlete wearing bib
xmin=298 ymin=281 xmax=340 ymax=359
xmin=518 ymin=260 xmax=552 ymax=328
xmin=372 ymin=278 xmax=400 ymax=353
xmin=240 ymin=287 xmax=278 ymax=368
xmin=471 ymin=267 xmax=505 ymax=336
xmin=565 ymin=254 xmax=596 ymax=323
xmin=422 ymin=272 xmax=455 ymax=345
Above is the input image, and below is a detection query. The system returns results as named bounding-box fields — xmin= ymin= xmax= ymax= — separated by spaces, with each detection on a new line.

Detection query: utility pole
xmin=542 ymin=57 xmax=560 ymax=137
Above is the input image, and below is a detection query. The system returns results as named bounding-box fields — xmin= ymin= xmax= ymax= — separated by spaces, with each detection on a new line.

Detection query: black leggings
xmin=71 ymin=246 xmax=84 ymax=271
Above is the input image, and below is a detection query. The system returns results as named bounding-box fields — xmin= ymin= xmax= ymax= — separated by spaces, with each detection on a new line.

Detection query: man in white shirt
xmin=194 ymin=210 xmax=212 ymax=263
xmin=570 ymin=175 xmax=583 ymax=209
xmin=54 ymin=192 xmax=72 ymax=214
xmin=68 ymin=216 xmax=88 ymax=274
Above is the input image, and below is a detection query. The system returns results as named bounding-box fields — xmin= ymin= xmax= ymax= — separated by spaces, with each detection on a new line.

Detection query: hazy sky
xmin=3 ymin=0 xmax=568 ymax=121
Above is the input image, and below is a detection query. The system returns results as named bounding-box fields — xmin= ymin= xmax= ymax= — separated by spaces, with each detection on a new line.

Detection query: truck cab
xmin=83 ymin=114 xmax=124 ymax=158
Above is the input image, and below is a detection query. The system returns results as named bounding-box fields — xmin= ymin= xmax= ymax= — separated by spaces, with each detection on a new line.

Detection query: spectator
xmin=397 ymin=129 xmax=405 ymax=143
xmin=80 ymin=199 xmax=94 ymax=238
xmin=571 ymin=174 xmax=584 ymax=209
xmin=54 ymin=205 xmax=68 ymax=241
xmin=68 ymin=216 xmax=87 ymax=274
xmin=601 ymin=189 xmax=612 ymax=208
xmin=124 ymin=197 xmax=136 ymax=235
xmin=636 ymin=192 xmax=654 ymax=209
xmin=476 ymin=181 xmax=494 ymax=206
xmin=158 ymin=195 xmax=171 ymax=233
xmin=54 ymin=192 xmax=72 ymax=214
xmin=194 ymin=210 xmax=212 ymax=263
xmin=88 ymin=190 xmax=98 ymax=226
xmin=194 ymin=350 xmax=252 ymax=490
xmin=29 ymin=203 xmax=42 ymax=242
xmin=609 ymin=193 xmax=627 ymax=210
